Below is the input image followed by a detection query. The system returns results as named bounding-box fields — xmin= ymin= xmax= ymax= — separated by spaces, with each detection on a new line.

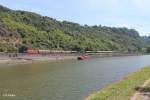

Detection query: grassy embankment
xmin=85 ymin=65 xmax=150 ymax=100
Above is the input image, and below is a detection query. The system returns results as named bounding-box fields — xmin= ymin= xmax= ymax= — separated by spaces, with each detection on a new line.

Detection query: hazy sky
xmin=0 ymin=0 xmax=150 ymax=36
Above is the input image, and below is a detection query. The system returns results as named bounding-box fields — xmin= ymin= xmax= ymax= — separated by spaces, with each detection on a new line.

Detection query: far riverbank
xmin=0 ymin=52 xmax=146 ymax=65
xmin=0 ymin=54 xmax=78 ymax=65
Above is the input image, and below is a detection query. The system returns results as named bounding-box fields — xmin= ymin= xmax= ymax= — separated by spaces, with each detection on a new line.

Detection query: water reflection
xmin=0 ymin=55 xmax=150 ymax=100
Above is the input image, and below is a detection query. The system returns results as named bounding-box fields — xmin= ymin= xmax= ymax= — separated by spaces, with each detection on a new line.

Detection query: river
xmin=0 ymin=55 xmax=150 ymax=100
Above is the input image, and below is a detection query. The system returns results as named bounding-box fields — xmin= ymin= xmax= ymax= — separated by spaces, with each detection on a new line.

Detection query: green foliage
xmin=145 ymin=46 xmax=150 ymax=53
xmin=18 ymin=45 xmax=28 ymax=53
xmin=7 ymin=47 xmax=18 ymax=53
xmin=0 ymin=47 xmax=6 ymax=52
xmin=0 ymin=5 xmax=148 ymax=52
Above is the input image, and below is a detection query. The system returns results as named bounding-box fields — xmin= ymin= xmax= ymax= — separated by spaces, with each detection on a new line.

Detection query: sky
xmin=0 ymin=0 xmax=150 ymax=36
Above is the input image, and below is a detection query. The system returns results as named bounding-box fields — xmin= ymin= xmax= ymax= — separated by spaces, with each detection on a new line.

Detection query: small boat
xmin=77 ymin=55 xmax=90 ymax=60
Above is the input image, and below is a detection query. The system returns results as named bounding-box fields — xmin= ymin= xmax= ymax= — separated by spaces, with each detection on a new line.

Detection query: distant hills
xmin=0 ymin=5 xmax=149 ymax=53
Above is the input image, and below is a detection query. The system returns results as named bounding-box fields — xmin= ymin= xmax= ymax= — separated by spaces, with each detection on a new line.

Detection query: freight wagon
xmin=25 ymin=48 xmax=77 ymax=54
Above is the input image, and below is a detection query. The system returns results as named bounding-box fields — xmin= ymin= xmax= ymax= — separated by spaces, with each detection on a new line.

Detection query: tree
xmin=146 ymin=46 xmax=150 ymax=53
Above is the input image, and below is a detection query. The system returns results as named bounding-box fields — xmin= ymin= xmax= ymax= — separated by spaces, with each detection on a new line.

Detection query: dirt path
xmin=131 ymin=79 xmax=150 ymax=100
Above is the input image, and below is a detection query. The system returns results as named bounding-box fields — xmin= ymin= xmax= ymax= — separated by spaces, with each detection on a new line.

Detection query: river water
xmin=0 ymin=55 xmax=150 ymax=100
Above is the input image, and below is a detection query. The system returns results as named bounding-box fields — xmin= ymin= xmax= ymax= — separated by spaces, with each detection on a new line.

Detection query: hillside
xmin=0 ymin=5 xmax=147 ymax=53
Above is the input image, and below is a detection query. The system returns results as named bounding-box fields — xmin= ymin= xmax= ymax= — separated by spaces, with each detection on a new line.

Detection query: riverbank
xmin=0 ymin=52 xmax=144 ymax=65
xmin=131 ymin=78 xmax=150 ymax=100
xmin=85 ymin=65 xmax=150 ymax=100
xmin=0 ymin=55 xmax=78 ymax=65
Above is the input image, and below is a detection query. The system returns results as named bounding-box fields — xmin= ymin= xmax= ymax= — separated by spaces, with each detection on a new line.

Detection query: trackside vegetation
xmin=85 ymin=65 xmax=150 ymax=100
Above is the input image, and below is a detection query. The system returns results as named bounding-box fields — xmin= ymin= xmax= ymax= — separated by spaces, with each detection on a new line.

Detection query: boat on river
xmin=77 ymin=55 xmax=90 ymax=60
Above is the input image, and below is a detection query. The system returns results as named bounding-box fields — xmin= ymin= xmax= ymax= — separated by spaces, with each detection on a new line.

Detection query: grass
xmin=85 ymin=65 xmax=150 ymax=100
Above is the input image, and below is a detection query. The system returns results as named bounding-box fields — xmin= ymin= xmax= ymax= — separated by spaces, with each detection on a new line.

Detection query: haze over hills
xmin=0 ymin=5 xmax=149 ymax=53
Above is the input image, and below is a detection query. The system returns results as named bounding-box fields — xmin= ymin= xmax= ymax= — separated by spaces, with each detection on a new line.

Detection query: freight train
xmin=25 ymin=48 xmax=77 ymax=54
xmin=25 ymin=48 xmax=116 ymax=54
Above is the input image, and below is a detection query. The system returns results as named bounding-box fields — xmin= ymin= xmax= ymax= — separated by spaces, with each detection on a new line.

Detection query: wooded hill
xmin=0 ymin=5 xmax=149 ymax=53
